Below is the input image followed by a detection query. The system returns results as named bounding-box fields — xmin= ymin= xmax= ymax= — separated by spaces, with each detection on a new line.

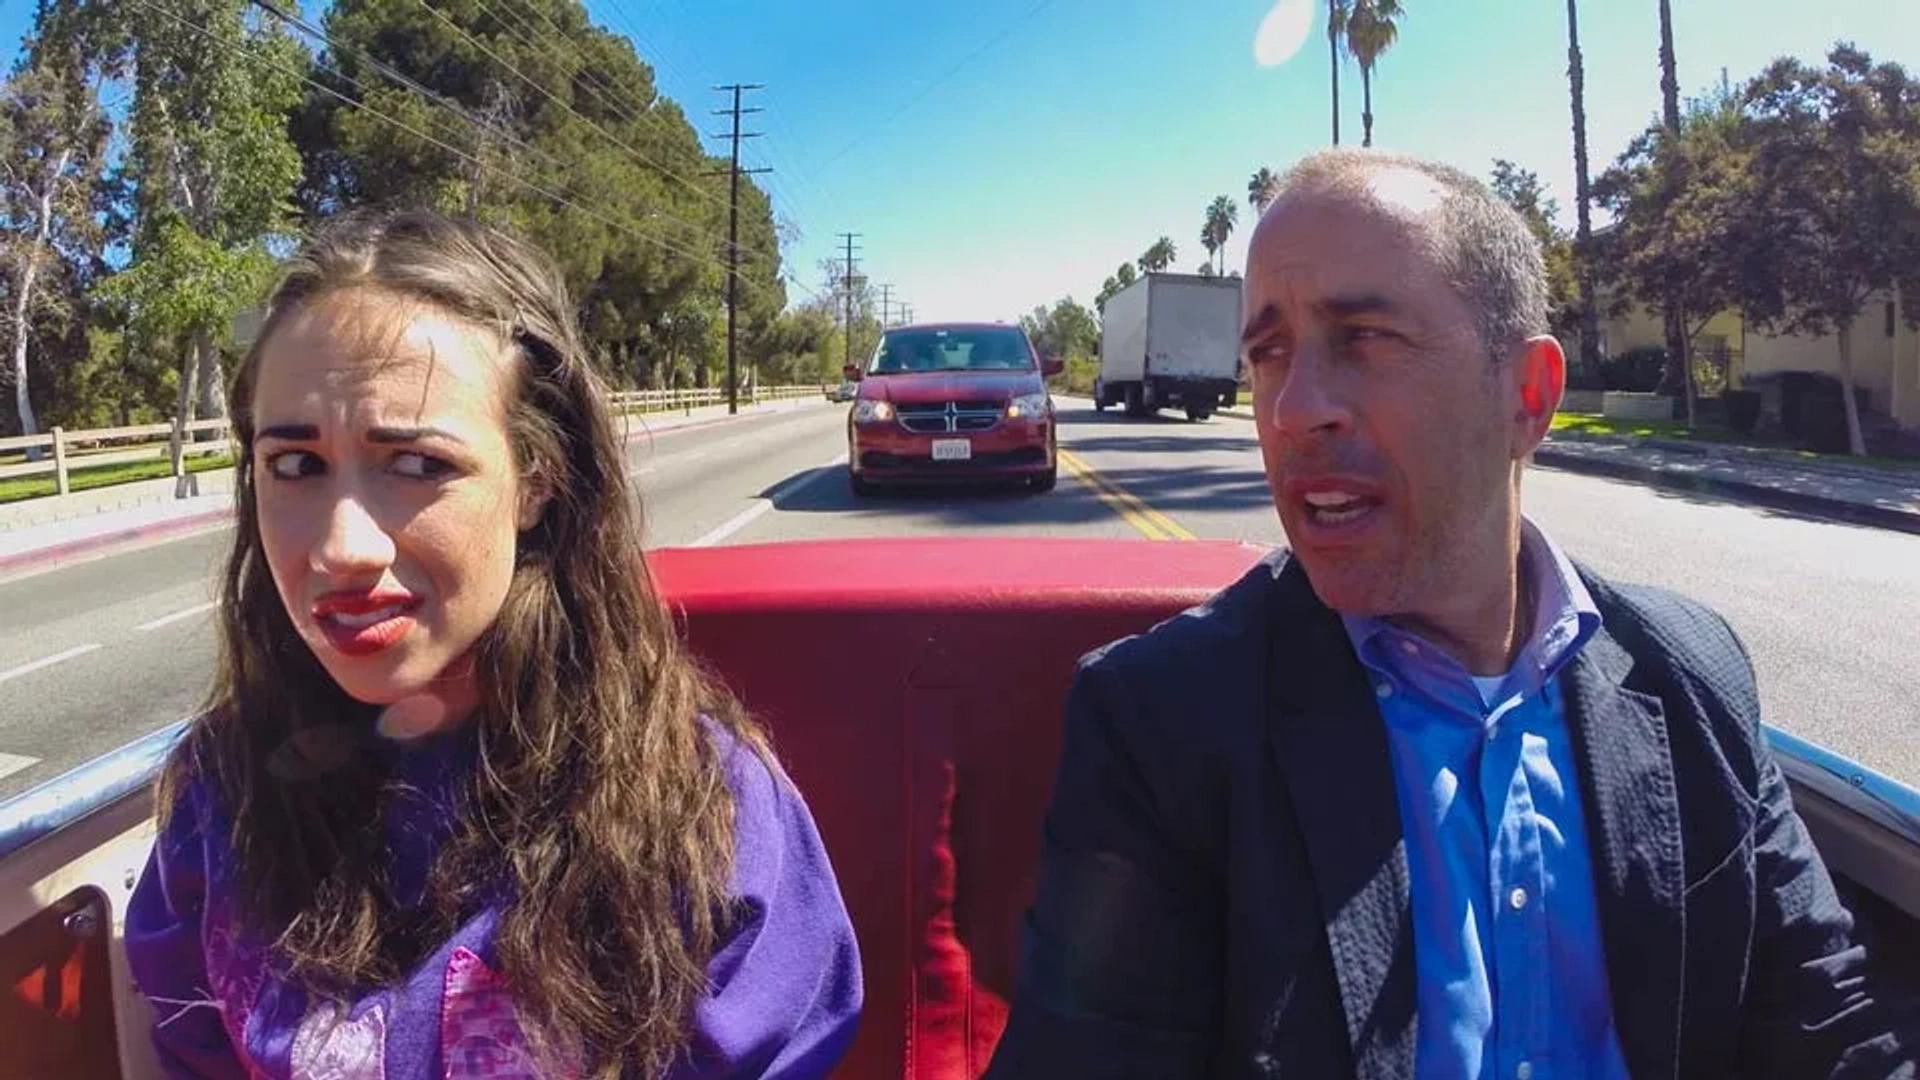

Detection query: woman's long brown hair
xmin=156 ymin=208 xmax=770 ymax=1078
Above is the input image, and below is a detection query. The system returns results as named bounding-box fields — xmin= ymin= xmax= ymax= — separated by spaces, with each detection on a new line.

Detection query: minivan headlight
xmin=1007 ymin=393 xmax=1051 ymax=419
xmin=852 ymin=399 xmax=895 ymax=423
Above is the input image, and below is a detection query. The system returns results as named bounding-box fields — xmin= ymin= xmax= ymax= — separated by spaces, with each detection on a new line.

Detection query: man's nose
xmin=311 ymin=491 xmax=396 ymax=574
xmin=1266 ymin=342 xmax=1350 ymax=440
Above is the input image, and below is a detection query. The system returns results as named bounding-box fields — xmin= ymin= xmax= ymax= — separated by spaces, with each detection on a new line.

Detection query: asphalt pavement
xmin=3 ymin=399 xmax=1915 ymax=800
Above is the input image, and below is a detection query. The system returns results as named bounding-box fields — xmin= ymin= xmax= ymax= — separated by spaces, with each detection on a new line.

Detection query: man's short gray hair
xmin=1269 ymin=148 xmax=1550 ymax=361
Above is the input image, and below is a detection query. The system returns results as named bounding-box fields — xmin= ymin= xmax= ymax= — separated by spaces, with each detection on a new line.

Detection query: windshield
xmin=867 ymin=327 xmax=1036 ymax=375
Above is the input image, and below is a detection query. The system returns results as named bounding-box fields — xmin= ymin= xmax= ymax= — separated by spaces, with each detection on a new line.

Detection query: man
xmin=984 ymin=149 xmax=1917 ymax=1079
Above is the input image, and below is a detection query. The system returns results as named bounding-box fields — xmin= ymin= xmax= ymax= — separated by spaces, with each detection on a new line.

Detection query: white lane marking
xmin=690 ymin=452 xmax=849 ymax=548
xmin=0 ymin=643 xmax=103 ymax=685
xmin=136 ymin=600 xmax=218 ymax=632
xmin=0 ymin=752 xmax=38 ymax=781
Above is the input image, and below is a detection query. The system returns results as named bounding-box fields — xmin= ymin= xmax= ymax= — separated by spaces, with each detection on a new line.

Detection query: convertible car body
xmin=2 ymin=538 xmax=1916 ymax=1078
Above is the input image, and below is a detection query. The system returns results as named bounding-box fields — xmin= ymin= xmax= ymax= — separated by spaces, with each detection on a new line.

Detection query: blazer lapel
xmin=1264 ymin=560 xmax=1417 ymax=1080
xmin=1560 ymin=606 xmax=1685 ymax=1080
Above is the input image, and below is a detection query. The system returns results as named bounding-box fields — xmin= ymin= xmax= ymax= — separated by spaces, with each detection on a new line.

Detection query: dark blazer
xmin=985 ymin=548 xmax=1918 ymax=1079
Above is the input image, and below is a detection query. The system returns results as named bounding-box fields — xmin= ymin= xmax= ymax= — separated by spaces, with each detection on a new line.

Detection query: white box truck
xmin=1094 ymin=273 xmax=1244 ymax=421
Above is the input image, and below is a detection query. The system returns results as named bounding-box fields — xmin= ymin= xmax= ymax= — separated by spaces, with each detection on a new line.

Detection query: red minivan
xmin=845 ymin=322 xmax=1063 ymax=495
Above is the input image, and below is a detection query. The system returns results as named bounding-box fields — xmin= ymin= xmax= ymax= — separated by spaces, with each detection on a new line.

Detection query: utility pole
xmin=713 ymin=83 xmax=769 ymax=414
xmin=877 ymin=284 xmax=894 ymax=327
xmin=838 ymin=231 xmax=862 ymax=373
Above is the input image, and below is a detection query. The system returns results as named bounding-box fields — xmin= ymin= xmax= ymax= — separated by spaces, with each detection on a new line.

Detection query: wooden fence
xmin=0 ymin=384 xmax=827 ymax=497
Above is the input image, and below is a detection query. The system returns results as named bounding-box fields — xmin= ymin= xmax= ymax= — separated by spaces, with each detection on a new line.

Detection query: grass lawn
xmin=0 ymin=452 xmax=234 ymax=504
xmin=1550 ymin=413 xmax=1920 ymax=474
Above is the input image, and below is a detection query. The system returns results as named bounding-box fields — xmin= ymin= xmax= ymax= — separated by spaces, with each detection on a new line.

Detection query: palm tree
xmin=1656 ymin=0 xmax=1691 ymax=417
xmin=1327 ymin=0 xmax=1350 ymax=145
xmin=1248 ymin=167 xmax=1282 ymax=214
xmin=1345 ymin=0 xmax=1403 ymax=148
xmin=1564 ymin=0 xmax=1600 ymax=377
xmin=1137 ymin=237 xmax=1177 ymax=274
xmin=1201 ymin=195 xmax=1239 ymax=276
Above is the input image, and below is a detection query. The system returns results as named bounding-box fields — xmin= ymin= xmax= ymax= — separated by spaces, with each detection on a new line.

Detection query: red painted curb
xmin=0 ymin=506 xmax=236 ymax=579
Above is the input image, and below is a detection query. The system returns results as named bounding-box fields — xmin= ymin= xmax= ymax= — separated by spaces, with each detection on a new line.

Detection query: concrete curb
xmin=0 ymin=400 xmax=833 ymax=576
xmin=1530 ymin=447 xmax=1920 ymax=537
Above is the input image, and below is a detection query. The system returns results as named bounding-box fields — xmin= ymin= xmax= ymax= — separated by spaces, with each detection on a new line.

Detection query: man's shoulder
xmin=1577 ymin=562 xmax=1759 ymax=713
xmin=1079 ymin=545 xmax=1292 ymax=684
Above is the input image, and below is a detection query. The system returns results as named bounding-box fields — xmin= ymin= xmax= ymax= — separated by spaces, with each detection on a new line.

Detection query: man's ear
xmin=1511 ymin=334 xmax=1566 ymax=458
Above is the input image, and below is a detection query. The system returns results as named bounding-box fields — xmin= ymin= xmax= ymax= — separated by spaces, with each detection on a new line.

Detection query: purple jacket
xmin=124 ymin=723 xmax=863 ymax=1079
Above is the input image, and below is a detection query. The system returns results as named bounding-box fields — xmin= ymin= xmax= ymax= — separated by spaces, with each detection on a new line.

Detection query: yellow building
xmin=1593 ymin=289 xmax=1920 ymax=432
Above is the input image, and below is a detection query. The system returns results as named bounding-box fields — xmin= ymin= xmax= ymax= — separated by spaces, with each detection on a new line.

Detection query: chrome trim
xmin=1765 ymin=724 xmax=1920 ymax=845
xmin=0 ymin=717 xmax=1914 ymax=871
xmin=0 ymin=718 xmax=191 ymax=862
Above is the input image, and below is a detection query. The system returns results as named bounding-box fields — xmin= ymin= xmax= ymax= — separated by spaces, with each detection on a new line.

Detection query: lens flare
xmin=1254 ymin=0 xmax=1314 ymax=67
xmin=377 ymin=695 xmax=455 ymax=742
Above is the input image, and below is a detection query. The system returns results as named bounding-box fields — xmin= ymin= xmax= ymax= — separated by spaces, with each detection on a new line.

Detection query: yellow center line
xmin=1057 ymin=449 xmax=1198 ymax=541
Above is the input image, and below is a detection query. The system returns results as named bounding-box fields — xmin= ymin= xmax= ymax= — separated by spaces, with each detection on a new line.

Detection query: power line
xmin=712 ymin=82 xmax=769 ymax=414
xmin=130 ymin=0 xmax=723 ymax=275
xmin=243 ymin=0 xmax=803 ymax=292
xmin=815 ymin=0 xmax=1056 ymax=172
xmin=407 ymin=0 xmax=728 ymax=216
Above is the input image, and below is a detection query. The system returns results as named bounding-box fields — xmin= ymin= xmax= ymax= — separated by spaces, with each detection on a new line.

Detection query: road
xmin=3 ymin=399 xmax=1916 ymax=800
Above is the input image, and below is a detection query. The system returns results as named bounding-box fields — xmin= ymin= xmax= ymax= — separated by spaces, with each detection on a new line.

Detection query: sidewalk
xmin=1211 ymin=404 xmax=1920 ymax=536
xmin=1533 ymin=431 xmax=1920 ymax=536
xmin=0 ymin=395 xmax=833 ymax=576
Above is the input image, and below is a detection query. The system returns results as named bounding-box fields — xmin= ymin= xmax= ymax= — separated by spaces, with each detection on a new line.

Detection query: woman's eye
xmin=265 ymin=451 xmax=321 ymax=480
xmin=391 ymin=452 xmax=455 ymax=480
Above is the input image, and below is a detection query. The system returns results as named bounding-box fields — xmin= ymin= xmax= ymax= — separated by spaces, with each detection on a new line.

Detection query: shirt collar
xmin=1338 ymin=516 xmax=1600 ymax=688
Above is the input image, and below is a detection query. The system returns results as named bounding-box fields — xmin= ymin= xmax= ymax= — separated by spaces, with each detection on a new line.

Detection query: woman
xmin=124 ymin=209 xmax=863 ymax=1079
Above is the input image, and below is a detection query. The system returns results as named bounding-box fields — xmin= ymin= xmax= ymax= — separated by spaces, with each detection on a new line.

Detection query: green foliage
xmin=1490 ymin=158 xmax=1581 ymax=339
xmin=98 ymin=211 xmax=280 ymax=345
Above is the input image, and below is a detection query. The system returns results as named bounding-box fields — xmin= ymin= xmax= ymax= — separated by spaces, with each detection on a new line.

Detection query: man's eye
xmin=265 ymin=451 xmax=321 ymax=480
xmin=1248 ymin=342 xmax=1290 ymax=365
xmin=391 ymin=452 xmax=455 ymax=480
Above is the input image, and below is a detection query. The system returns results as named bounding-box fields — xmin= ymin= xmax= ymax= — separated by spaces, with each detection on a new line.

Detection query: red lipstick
xmin=310 ymin=590 xmax=422 ymax=657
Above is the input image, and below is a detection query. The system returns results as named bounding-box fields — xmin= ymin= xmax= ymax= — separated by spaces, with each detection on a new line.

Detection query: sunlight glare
xmin=1254 ymin=0 xmax=1314 ymax=67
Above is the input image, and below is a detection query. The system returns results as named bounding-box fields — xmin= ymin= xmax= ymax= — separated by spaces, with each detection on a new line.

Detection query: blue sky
xmin=7 ymin=1 xmax=1919 ymax=324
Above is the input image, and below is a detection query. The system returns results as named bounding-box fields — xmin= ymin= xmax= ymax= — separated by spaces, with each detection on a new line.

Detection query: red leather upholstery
xmin=649 ymin=538 xmax=1270 ymax=1079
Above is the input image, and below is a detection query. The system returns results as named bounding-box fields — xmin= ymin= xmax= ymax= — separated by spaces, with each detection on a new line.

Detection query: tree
xmin=0 ymin=35 xmax=111 ymax=438
xmin=1490 ymin=159 xmax=1580 ymax=340
xmin=1326 ymin=0 xmax=1350 ymax=145
xmin=1654 ymin=0 xmax=1691 ymax=401
xmin=1729 ymin=45 xmax=1920 ymax=455
xmin=1591 ymin=91 xmax=1750 ymax=423
xmin=1563 ymin=0 xmax=1601 ymax=376
xmin=1345 ymin=0 xmax=1403 ymax=149
xmin=1095 ymin=262 xmax=1137 ymax=313
xmin=1248 ymin=166 xmax=1281 ymax=214
xmin=1201 ymin=195 xmax=1237 ymax=276
xmin=1019 ymin=297 xmax=1097 ymax=362
xmin=1137 ymin=236 xmax=1176 ymax=274
xmin=107 ymin=0 xmax=306 ymax=470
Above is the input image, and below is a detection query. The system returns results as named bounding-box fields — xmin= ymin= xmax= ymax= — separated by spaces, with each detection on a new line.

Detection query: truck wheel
xmin=1186 ymin=405 xmax=1213 ymax=422
xmin=1124 ymin=384 xmax=1148 ymax=418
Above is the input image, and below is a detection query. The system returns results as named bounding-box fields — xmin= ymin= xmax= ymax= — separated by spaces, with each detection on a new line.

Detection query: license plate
xmin=931 ymin=439 xmax=972 ymax=462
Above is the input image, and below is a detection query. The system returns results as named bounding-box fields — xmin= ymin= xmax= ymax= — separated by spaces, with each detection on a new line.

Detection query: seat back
xmin=651 ymin=538 xmax=1268 ymax=1079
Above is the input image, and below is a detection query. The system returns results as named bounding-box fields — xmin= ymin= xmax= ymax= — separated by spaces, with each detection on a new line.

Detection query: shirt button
xmin=1516 ymin=1062 xmax=1533 ymax=1080
xmin=1375 ymin=682 xmax=1394 ymax=699
xmin=1509 ymin=887 xmax=1529 ymax=910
